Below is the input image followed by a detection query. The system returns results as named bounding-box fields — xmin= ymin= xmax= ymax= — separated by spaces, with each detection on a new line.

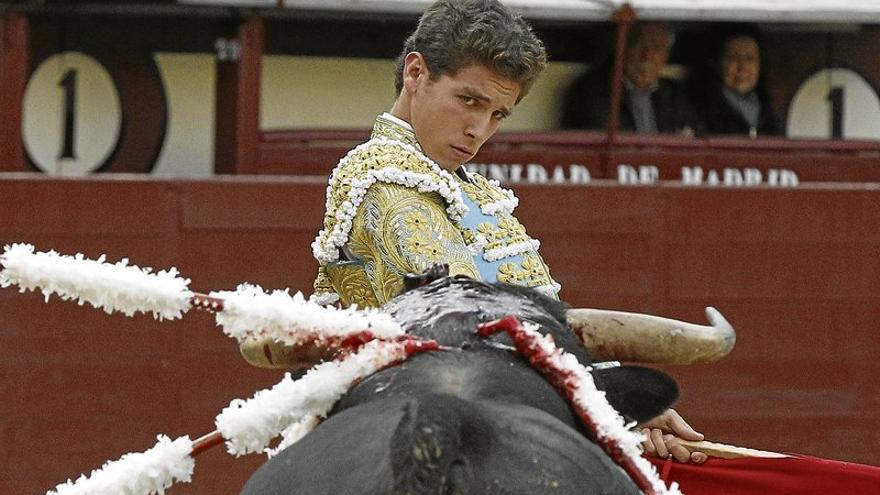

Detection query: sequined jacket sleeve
xmin=325 ymin=182 xmax=480 ymax=307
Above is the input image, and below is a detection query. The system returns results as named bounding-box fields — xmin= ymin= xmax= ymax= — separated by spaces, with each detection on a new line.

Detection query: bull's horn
xmin=566 ymin=307 xmax=735 ymax=364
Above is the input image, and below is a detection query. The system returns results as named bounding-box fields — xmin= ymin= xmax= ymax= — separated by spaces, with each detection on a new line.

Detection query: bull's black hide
xmin=240 ymin=276 xmax=678 ymax=495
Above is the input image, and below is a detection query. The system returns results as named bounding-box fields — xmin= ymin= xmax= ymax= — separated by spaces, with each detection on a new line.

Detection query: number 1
xmin=59 ymin=69 xmax=77 ymax=159
xmin=827 ymin=86 xmax=844 ymax=139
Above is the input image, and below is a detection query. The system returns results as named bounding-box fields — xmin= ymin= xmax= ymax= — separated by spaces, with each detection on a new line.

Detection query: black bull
xmin=240 ymin=276 xmax=678 ymax=495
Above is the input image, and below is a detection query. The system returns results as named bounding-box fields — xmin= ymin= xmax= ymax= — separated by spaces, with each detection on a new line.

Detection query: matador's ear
xmin=402 ymin=264 xmax=450 ymax=293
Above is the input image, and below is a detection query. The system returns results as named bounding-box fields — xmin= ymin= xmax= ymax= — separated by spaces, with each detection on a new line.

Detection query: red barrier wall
xmin=1 ymin=174 xmax=878 ymax=493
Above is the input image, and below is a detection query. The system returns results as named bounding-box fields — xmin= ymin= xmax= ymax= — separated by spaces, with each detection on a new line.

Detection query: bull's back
xmin=240 ymin=350 xmax=641 ymax=494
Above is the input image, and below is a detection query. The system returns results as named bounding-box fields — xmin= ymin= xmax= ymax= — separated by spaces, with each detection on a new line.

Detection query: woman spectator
xmin=690 ymin=28 xmax=779 ymax=137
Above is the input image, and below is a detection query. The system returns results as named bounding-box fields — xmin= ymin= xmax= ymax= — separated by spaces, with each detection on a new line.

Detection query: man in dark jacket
xmin=561 ymin=22 xmax=703 ymax=136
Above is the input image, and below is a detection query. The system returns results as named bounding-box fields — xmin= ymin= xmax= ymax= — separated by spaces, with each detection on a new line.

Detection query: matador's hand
xmin=638 ymin=408 xmax=708 ymax=464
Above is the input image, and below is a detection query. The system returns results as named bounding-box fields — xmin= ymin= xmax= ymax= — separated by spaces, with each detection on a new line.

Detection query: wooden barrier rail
xmin=255 ymin=129 xmax=880 ymax=183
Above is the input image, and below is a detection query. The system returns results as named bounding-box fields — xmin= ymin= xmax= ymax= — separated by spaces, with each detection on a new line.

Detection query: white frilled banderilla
xmin=0 ymin=243 xmax=736 ymax=495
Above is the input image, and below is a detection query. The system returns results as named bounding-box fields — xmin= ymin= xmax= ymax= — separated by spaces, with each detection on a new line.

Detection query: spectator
xmin=560 ymin=22 xmax=703 ymax=136
xmin=688 ymin=28 xmax=779 ymax=137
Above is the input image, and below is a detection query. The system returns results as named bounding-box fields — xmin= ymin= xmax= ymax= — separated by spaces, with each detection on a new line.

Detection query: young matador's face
xmin=407 ymin=62 xmax=520 ymax=171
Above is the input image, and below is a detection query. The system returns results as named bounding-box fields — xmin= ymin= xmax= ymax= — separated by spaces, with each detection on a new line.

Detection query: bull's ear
xmin=592 ymin=366 xmax=678 ymax=423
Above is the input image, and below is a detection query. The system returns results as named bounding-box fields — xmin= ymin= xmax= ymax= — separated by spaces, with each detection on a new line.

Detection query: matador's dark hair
xmin=393 ymin=0 xmax=547 ymax=102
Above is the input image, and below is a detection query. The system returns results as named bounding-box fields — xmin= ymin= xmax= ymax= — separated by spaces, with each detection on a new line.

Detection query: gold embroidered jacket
xmin=312 ymin=114 xmax=557 ymax=309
